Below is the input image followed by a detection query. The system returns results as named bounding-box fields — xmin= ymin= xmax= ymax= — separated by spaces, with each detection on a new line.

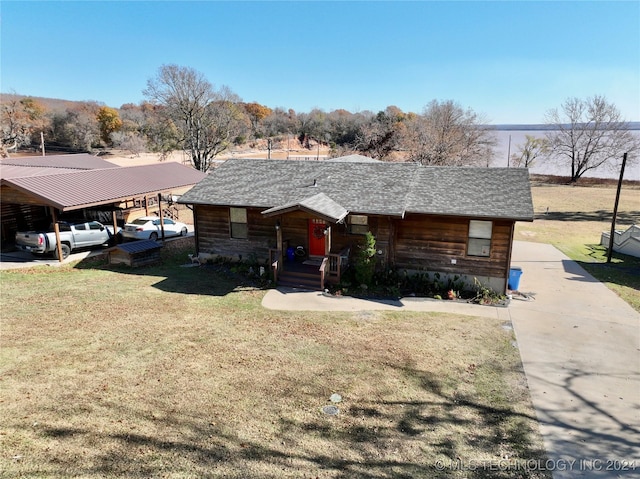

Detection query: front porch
xmin=269 ymin=248 xmax=350 ymax=291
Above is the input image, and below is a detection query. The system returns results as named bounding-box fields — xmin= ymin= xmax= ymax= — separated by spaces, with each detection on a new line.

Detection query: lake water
xmin=489 ymin=129 xmax=639 ymax=181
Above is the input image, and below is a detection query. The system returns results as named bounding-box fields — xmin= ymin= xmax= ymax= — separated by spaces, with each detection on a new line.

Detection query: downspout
xmin=505 ymin=221 xmax=516 ymax=294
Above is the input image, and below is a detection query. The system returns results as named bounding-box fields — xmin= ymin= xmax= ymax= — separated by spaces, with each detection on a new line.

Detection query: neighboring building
xmin=1 ymin=155 xmax=205 ymax=253
xmin=179 ymin=157 xmax=534 ymax=292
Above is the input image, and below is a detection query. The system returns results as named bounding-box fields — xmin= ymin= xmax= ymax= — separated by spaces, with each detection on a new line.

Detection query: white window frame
xmin=467 ymin=220 xmax=492 ymax=257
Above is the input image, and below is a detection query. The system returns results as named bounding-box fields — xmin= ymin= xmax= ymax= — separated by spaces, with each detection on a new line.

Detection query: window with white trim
xmin=348 ymin=215 xmax=369 ymax=235
xmin=230 ymin=207 xmax=248 ymax=239
xmin=467 ymin=220 xmax=492 ymax=257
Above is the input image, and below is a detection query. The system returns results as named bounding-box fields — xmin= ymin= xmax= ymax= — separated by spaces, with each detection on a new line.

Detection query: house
xmin=178 ymin=157 xmax=534 ymax=292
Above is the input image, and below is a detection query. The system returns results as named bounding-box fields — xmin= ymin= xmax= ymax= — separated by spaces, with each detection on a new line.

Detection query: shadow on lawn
xmin=73 ymin=248 xmax=268 ymax=297
xmin=535 ymin=211 xmax=639 ymax=223
xmin=34 ymin=367 xmax=551 ymax=479
xmin=562 ymin=245 xmax=640 ymax=291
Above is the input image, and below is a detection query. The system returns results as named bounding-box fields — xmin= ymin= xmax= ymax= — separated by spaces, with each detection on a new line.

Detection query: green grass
xmin=556 ymin=243 xmax=640 ymax=312
xmin=0 ymin=248 xmax=549 ymax=478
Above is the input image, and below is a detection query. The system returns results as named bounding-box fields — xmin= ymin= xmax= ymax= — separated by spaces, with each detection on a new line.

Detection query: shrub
xmin=353 ymin=232 xmax=377 ymax=287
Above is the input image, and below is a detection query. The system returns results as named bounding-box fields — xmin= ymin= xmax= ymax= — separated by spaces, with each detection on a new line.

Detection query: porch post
xmin=158 ymin=193 xmax=165 ymax=240
xmin=276 ymin=219 xmax=283 ymax=258
xmin=324 ymin=225 xmax=331 ymax=255
xmin=52 ymin=208 xmax=63 ymax=262
xmin=111 ymin=210 xmax=118 ymax=240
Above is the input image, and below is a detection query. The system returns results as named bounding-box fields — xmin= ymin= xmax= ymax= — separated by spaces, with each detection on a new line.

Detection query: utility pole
xmin=607 ymin=152 xmax=627 ymax=263
xmin=40 ymin=132 xmax=45 ymax=156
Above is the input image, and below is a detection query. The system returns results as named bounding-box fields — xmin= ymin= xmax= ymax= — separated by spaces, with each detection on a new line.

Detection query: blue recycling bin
xmin=508 ymin=267 xmax=523 ymax=291
xmin=286 ymin=247 xmax=295 ymax=262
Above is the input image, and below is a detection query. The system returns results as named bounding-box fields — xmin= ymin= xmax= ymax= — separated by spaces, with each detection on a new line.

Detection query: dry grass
xmin=0 ymin=252 xmax=548 ymax=478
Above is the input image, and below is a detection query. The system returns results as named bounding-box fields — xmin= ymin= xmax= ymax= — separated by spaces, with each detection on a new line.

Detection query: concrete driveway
xmin=508 ymin=241 xmax=639 ymax=478
xmin=262 ymin=240 xmax=640 ymax=477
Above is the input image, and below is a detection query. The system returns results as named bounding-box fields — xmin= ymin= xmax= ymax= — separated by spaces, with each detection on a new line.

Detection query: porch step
xmin=277 ymin=270 xmax=321 ymax=290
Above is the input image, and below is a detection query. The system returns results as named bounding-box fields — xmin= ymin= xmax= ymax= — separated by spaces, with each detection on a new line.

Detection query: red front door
xmin=308 ymin=219 xmax=326 ymax=256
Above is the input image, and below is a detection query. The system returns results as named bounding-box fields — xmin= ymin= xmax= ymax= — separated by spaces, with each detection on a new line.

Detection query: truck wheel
xmin=149 ymin=232 xmax=158 ymax=241
xmin=55 ymin=244 xmax=71 ymax=260
xmin=180 ymin=227 xmax=187 ymax=236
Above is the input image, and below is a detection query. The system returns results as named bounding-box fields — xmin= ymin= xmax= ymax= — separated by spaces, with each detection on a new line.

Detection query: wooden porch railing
xmin=319 ymin=257 xmax=329 ymax=291
xmin=326 ymin=246 xmax=350 ymax=284
xmin=269 ymin=249 xmax=282 ymax=284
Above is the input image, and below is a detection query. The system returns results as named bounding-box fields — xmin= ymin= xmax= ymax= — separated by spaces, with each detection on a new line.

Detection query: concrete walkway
xmin=262 ymin=241 xmax=640 ymax=478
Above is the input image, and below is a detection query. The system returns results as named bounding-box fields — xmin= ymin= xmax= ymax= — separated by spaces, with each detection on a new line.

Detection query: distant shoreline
xmin=488 ymin=122 xmax=640 ymax=130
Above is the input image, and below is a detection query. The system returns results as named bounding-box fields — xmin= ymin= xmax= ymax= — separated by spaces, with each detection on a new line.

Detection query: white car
xmin=122 ymin=216 xmax=188 ymax=241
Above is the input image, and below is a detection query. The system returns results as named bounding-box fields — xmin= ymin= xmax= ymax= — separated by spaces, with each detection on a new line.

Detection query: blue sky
xmin=2 ymin=1 xmax=639 ymax=124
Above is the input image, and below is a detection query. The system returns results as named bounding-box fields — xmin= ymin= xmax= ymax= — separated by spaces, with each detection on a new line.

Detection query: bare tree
xmin=511 ymin=135 xmax=549 ymax=168
xmin=404 ymin=100 xmax=495 ymax=166
xmin=144 ymin=65 xmax=243 ymax=171
xmin=545 ymin=96 xmax=638 ymax=182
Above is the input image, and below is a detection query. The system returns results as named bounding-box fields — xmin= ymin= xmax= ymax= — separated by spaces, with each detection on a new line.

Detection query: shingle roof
xmin=179 ymin=158 xmax=534 ymax=221
xmin=1 ymin=153 xmax=118 ymax=170
xmin=262 ymin=192 xmax=349 ymax=223
xmin=2 ymin=162 xmax=206 ymax=211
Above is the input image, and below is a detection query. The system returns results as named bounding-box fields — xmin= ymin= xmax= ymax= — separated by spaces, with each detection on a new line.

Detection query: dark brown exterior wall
xmin=194 ymin=205 xmax=370 ymax=261
xmin=195 ymin=205 xmax=279 ymax=261
xmin=393 ymin=214 xmax=513 ymax=279
xmin=194 ymin=205 xmax=514 ymax=282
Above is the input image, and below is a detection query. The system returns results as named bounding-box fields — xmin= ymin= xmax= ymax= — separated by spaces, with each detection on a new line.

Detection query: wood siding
xmin=394 ymin=214 xmax=513 ymax=278
xmin=194 ymin=206 xmax=514 ymax=281
xmin=195 ymin=205 xmax=279 ymax=262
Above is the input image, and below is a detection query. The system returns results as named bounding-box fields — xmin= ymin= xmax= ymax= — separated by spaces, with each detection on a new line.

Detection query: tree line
xmin=1 ymin=64 xmax=637 ymax=181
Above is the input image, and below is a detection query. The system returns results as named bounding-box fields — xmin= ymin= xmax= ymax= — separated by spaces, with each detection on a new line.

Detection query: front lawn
xmin=0 ymin=250 xmax=548 ymax=478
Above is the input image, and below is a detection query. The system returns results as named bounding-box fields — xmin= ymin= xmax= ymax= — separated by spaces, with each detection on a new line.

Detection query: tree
xmin=511 ymin=135 xmax=549 ymax=168
xmin=144 ymin=64 xmax=243 ymax=171
xmin=355 ymin=106 xmax=405 ymax=160
xmin=404 ymin=100 xmax=495 ymax=166
xmin=243 ymin=102 xmax=272 ymax=137
xmin=545 ymin=96 xmax=639 ymax=182
xmin=1 ymin=96 xmax=47 ymax=155
xmin=96 ymin=106 xmax=123 ymax=145
xmin=47 ymin=101 xmax=100 ymax=151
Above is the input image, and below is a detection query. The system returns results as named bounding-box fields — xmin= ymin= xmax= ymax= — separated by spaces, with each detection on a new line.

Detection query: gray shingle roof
xmin=179 ymin=158 xmax=534 ymax=221
xmin=262 ymin=192 xmax=349 ymax=223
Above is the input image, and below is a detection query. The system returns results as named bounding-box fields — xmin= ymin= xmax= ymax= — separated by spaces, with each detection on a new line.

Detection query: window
xmin=88 ymin=222 xmax=102 ymax=231
xmin=230 ymin=207 xmax=248 ymax=239
xmin=348 ymin=215 xmax=369 ymax=235
xmin=467 ymin=220 xmax=492 ymax=257
xmin=74 ymin=223 xmax=86 ymax=231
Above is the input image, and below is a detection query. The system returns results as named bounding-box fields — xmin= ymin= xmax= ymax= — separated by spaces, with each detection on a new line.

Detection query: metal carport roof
xmin=1 ymin=162 xmax=206 ymax=211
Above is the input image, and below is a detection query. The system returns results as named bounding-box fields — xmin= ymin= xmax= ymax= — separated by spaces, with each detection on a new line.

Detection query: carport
xmin=1 ymin=161 xmax=205 ymax=261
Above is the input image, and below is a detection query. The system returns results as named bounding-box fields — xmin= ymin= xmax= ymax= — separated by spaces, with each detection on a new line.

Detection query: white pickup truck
xmin=15 ymin=221 xmax=122 ymax=259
